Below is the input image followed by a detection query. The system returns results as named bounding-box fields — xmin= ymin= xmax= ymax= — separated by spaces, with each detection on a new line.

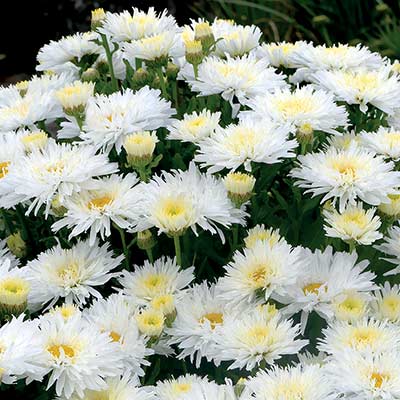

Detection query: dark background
xmin=0 ymin=0 xmax=192 ymax=82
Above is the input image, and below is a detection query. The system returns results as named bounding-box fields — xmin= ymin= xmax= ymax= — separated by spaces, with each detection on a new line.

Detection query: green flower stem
xmin=15 ymin=205 xmax=29 ymax=243
xmin=145 ymin=248 xmax=154 ymax=263
xmin=1 ymin=209 xmax=13 ymax=235
xmin=156 ymin=67 xmax=169 ymax=99
xmin=172 ymin=80 xmax=179 ymax=111
xmin=173 ymin=235 xmax=182 ymax=266
xmin=113 ymin=223 xmax=129 ymax=269
xmin=100 ymin=33 xmax=118 ymax=92
xmin=348 ymin=240 xmax=356 ymax=254
xmin=232 ymin=225 xmax=239 ymax=252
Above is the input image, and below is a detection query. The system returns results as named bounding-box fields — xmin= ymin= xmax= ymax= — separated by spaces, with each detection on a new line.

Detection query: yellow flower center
xmin=276 ymin=96 xmax=316 ymax=117
xmin=47 ymin=344 xmax=75 ymax=358
xmin=248 ymin=264 xmax=269 ymax=289
xmin=171 ymin=382 xmax=192 ymax=394
xmin=57 ymin=262 xmax=79 ymax=282
xmin=0 ymin=277 xmax=29 ymax=306
xmin=384 ymin=132 xmax=400 ymax=149
xmin=0 ymin=161 xmax=10 ymax=178
xmin=344 ymin=72 xmax=378 ymax=93
xmin=186 ymin=116 xmax=206 ymax=129
xmin=303 ymin=282 xmax=325 ymax=295
xmin=246 ymin=325 xmax=270 ymax=346
xmin=349 ymin=327 xmax=379 ymax=348
xmin=109 ymin=331 xmax=121 ymax=342
xmin=199 ymin=312 xmax=224 ymax=329
xmin=371 ymin=372 xmax=389 ymax=388
xmin=87 ymin=195 xmax=113 ymax=210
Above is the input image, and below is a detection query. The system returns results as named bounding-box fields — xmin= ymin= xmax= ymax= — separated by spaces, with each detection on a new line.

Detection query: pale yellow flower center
xmin=371 ymin=372 xmax=389 ymax=388
xmin=47 ymin=344 xmax=75 ymax=358
xmin=199 ymin=312 xmax=224 ymax=329
xmin=303 ymin=282 xmax=325 ymax=295
xmin=87 ymin=195 xmax=113 ymax=210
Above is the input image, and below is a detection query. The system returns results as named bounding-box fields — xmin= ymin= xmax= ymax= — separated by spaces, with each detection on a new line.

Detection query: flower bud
xmin=137 ymin=229 xmax=156 ymax=250
xmin=136 ymin=307 xmax=165 ymax=337
xmin=0 ymin=276 xmax=29 ymax=318
xmin=194 ymin=22 xmax=215 ymax=52
xmin=185 ymin=40 xmax=203 ymax=66
xmin=224 ymin=172 xmax=256 ymax=207
xmin=81 ymin=67 xmax=100 ymax=82
xmin=21 ymin=130 xmax=48 ymax=153
xmin=56 ymin=81 xmax=95 ymax=116
xmin=6 ymin=232 xmax=26 ymax=258
xmin=91 ymin=8 xmax=106 ymax=30
xmin=123 ymin=131 xmax=159 ymax=168
xmin=15 ymin=80 xmax=29 ymax=97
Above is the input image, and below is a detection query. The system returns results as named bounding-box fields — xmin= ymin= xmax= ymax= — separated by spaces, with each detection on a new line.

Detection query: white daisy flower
xmin=51 ymin=173 xmax=140 ymax=245
xmin=244 ymin=85 xmax=348 ymax=137
xmin=79 ymin=87 xmax=174 ymax=152
xmin=0 ymin=132 xmax=24 ymax=185
xmin=371 ymin=283 xmax=400 ymax=323
xmin=85 ymin=294 xmax=153 ymax=376
xmin=319 ymin=318 xmax=400 ymax=356
xmin=277 ymin=247 xmax=376 ymax=330
xmin=256 ymin=41 xmax=311 ymax=68
xmin=290 ymin=143 xmax=400 ymax=212
xmin=155 ymin=374 xmax=211 ymax=400
xmin=212 ymin=23 xmax=262 ymax=57
xmin=17 ymin=129 xmax=49 ymax=153
xmin=0 ymin=87 xmax=62 ymax=131
xmin=243 ymin=225 xmax=286 ymax=249
xmin=0 ymin=315 xmax=46 ymax=384
xmin=167 ymin=109 xmax=221 ymax=143
xmin=123 ymin=31 xmax=183 ymax=63
xmin=217 ymin=239 xmax=303 ymax=306
xmin=99 ymin=8 xmax=178 ymax=42
xmin=36 ymin=32 xmax=101 ymax=75
xmin=167 ymin=282 xmax=251 ymax=367
xmin=181 ymin=53 xmax=287 ymax=116
xmin=326 ymin=350 xmax=400 ymax=399
xmin=57 ymin=374 xmax=155 ymax=400
xmin=375 ymin=226 xmax=400 ymax=275
xmin=131 ymin=163 xmax=247 ymax=240
xmin=247 ymin=364 xmax=336 ymax=400
xmin=0 ymin=140 xmax=118 ymax=216
xmin=292 ymin=43 xmax=383 ymax=75
xmin=23 ymin=239 xmax=122 ymax=309
xmin=361 ymin=126 xmax=400 ymax=160
xmin=323 ymin=202 xmax=382 ymax=245
xmin=0 ymin=259 xmax=30 ymax=316
xmin=324 ymin=130 xmax=362 ymax=150
xmin=118 ymin=256 xmax=194 ymax=304
xmin=37 ymin=313 xmax=123 ymax=398
xmin=194 ymin=117 xmax=297 ymax=173
xmin=313 ymin=66 xmax=400 ymax=114
xmin=378 ymin=193 xmax=400 ymax=219
xmin=331 ymin=290 xmax=370 ymax=322
xmin=210 ymin=310 xmax=307 ymax=370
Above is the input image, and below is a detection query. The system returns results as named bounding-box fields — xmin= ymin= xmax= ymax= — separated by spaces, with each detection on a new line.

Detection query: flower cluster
xmin=2 ymin=6 xmax=400 ymax=400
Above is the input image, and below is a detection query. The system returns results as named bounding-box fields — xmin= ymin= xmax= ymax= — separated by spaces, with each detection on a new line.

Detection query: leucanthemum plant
xmin=2 ymin=5 xmax=400 ymax=400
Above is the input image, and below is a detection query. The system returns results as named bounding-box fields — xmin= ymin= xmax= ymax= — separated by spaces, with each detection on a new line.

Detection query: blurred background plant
xmin=192 ymin=0 xmax=400 ymax=57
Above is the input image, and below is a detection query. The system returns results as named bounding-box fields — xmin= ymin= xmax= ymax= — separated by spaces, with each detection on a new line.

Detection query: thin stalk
xmin=156 ymin=67 xmax=168 ymax=99
xmin=173 ymin=235 xmax=182 ymax=266
xmin=348 ymin=240 xmax=356 ymax=254
xmin=100 ymin=33 xmax=118 ymax=92
xmin=145 ymin=248 xmax=154 ymax=263
xmin=15 ymin=205 xmax=29 ymax=242
xmin=172 ymin=80 xmax=179 ymax=112
xmin=232 ymin=225 xmax=239 ymax=252
xmin=113 ymin=223 xmax=129 ymax=268
xmin=1 ymin=209 xmax=13 ymax=235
